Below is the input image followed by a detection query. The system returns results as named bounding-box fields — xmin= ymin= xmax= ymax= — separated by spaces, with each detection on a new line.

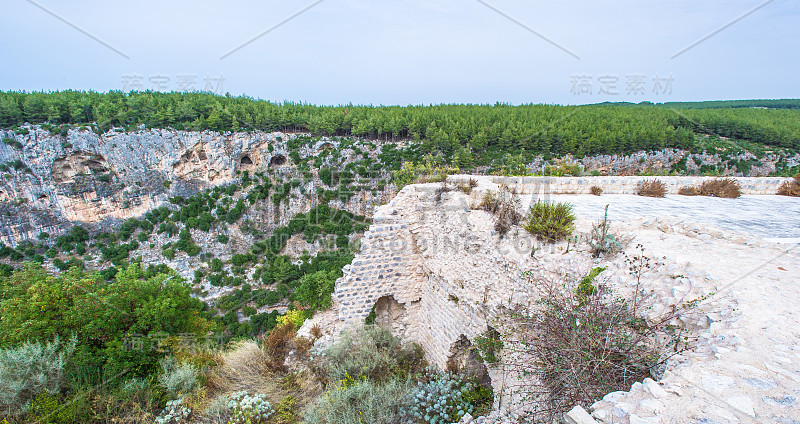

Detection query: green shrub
xmin=522 ymin=201 xmax=575 ymax=242
xmin=304 ymin=378 xmax=411 ymax=424
xmin=231 ymin=253 xmax=254 ymax=267
xmin=162 ymin=247 xmax=176 ymax=260
xmin=210 ymin=258 xmax=224 ymax=272
xmin=0 ymin=335 xmax=76 ymax=416
xmin=274 ymin=395 xmax=298 ymax=424
xmin=157 ymin=356 xmax=200 ymax=397
xmin=28 ymin=391 xmax=78 ymax=424
xmin=402 ymin=371 xmax=476 ymax=424
xmin=0 ymin=264 xmax=208 ymax=383
xmin=318 ymin=326 xmax=426 ymax=385
xmin=293 ymin=270 xmax=337 ymax=312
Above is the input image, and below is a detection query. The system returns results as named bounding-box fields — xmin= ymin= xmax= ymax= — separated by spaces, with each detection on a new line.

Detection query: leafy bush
xmin=158 ymin=356 xmax=200 ymax=397
xmin=0 ymin=264 xmax=208 ymax=382
xmin=27 ymin=391 xmax=78 ymax=424
xmin=391 ymin=160 xmax=459 ymax=189
xmin=293 ymin=269 xmax=337 ymax=312
xmin=155 ymin=398 xmax=191 ymax=424
xmin=319 ymin=168 xmax=333 ymax=186
xmin=403 ymin=370 xmax=476 ymax=424
xmin=162 ymin=247 xmax=176 ymax=260
xmin=231 ymin=253 xmax=254 ymax=267
xmin=699 ymin=178 xmax=741 ymax=198
xmin=471 ymin=329 xmax=502 ymax=365
xmin=0 ymin=336 xmax=76 ymax=417
xmin=304 ymin=378 xmax=411 ymax=424
xmin=223 ymin=391 xmax=274 ymax=424
xmin=318 ymin=326 xmax=426 ymax=385
xmin=636 ymin=179 xmax=666 ymax=197
xmin=590 ymin=185 xmax=603 ymax=196
xmin=522 ymin=201 xmax=575 ymax=242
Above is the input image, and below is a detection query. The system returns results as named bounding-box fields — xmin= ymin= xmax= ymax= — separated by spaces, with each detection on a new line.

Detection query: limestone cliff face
xmin=0 ymin=126 xmax=307 ymax=246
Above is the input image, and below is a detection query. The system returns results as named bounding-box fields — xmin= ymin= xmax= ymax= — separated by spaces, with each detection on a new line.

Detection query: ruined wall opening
xmin=269 ymin=154 xmax=287 ymax=167
xmin=371 ymin=295 xmax=408 ymax=337
xmin=446 ymin=334 xmax=491 ymax=387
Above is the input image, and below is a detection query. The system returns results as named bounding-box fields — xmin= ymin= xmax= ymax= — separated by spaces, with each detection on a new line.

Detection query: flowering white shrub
xmin=226 ymin=391 xmax=274 ymax=424
xmin=156 ymin=398 xmax=191 ymax=424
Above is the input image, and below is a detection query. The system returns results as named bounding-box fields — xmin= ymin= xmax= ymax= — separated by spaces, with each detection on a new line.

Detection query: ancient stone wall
xmin=314 ymin=176 xmax=800 ymax=423
xmin=450 ymin=175 xmax=792 ymax=196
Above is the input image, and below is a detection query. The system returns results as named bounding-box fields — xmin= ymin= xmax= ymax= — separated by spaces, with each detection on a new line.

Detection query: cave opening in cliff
xmin=269 ymin=154 xmax=286 ymax=167
xmin=240 ymin=155 xmax=253 ymax=166
xmin=319 ymin=142 xmax=334 ymax=151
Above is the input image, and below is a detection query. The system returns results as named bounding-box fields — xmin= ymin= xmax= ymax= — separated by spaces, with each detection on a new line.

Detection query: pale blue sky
xmin=1 ymin=0 xmax=798 ymax=105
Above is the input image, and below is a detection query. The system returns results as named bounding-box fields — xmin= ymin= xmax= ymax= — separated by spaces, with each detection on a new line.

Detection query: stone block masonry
xmin=448 ymin=175 xmax=792 ymax=196
xmin=334 ymin=208 xmax=424 ymax=321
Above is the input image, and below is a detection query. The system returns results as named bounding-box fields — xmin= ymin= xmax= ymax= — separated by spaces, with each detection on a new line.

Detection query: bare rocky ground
xmin=578 ymin=217 xmax=799 ymax=424
xmin=478 ymin=194 xmax=800 ymax=423
xmin=306 ymin=176 xmax=799 ymax=424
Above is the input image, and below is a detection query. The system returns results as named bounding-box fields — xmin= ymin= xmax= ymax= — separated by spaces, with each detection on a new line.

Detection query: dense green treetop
xmin=1 ymin=91 xmax=798 ymax=155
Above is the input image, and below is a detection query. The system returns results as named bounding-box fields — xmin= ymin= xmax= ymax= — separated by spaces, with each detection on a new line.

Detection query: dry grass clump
xmin=201 ymin=330 xmax=323 ymax=423
xmin=263 ymin=322 xmax=297 ymax=370
xmin=699 ymin=178 xmax=741 ymax=198
xmin=590 ymin=185 xmax=603 ymax=196
xmin=458 ymin=178 xmax=479 ymax=194
xmin=208 ymin=340 xmax=270 ymax=392
xmin=636 ymin=179 xmax=666 ymax=197
xmin=777 ymin=174 xmax=800 ymax=197
xmin=677 ymin=186 xmax=700 ymax=196
xmin=479 ymin=186 xmax=522 ymax=236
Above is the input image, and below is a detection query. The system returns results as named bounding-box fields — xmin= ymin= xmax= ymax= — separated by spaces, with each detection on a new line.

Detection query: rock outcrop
xmin=0 ymin=126 xmax=332 ymax=246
